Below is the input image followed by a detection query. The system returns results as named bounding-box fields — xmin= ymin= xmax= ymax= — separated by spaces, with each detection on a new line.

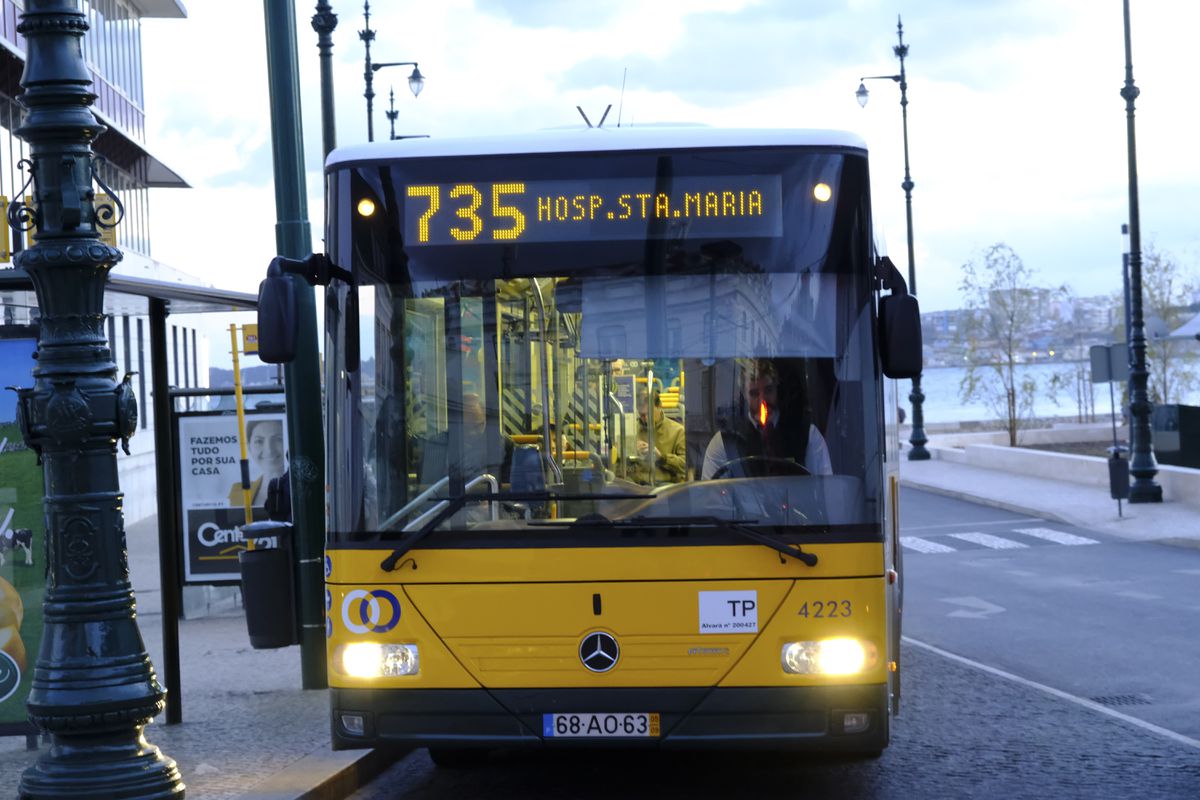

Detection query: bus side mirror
xmin=879 ymin=293 xmax=922 ymax=379
xmin=257 ymin=260 xmax=298 ymax=364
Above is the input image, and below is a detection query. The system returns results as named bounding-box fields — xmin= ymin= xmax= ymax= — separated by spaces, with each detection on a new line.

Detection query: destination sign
xmin=400 ymin=175 xmax=783 ymax=246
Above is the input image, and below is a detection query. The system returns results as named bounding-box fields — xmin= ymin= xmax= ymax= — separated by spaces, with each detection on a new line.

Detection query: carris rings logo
xmin=579 ymin=631 xmax=619 ymax=673
xmin=340 ymin=589 xmax=401 ymax=635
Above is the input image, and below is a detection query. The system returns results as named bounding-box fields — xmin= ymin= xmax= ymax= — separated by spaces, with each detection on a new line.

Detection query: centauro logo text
xmin=196 ymin=522 xmax=277 ymax=550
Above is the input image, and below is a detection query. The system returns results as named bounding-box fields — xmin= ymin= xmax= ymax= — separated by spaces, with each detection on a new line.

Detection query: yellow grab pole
xmin=230 ymin=324 xmax=255 ymax=546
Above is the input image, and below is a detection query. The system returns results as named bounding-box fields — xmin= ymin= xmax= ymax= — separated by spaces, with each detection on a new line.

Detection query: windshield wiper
xmin=379 ymin=491 xmax=644 ymax=571
xmin=589 ymin=514 xmax=819 ymax=566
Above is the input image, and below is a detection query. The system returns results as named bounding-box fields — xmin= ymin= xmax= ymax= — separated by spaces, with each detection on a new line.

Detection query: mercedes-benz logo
xmin=579 ymin=631 xmax=620 ymax=673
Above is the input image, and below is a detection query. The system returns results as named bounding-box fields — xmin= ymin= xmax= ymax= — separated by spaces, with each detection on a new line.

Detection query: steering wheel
xmin=710 ymin=456 xmax=810 ymax=480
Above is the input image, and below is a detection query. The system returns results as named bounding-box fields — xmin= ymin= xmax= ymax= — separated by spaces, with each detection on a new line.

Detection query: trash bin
xmin=1107 ymin=446 xmax=1130 ymax=500
xmin=238 ymin=520 xmax=299 ymax=649
xmin=1151 ymin=404 xmax=1200 ymax=469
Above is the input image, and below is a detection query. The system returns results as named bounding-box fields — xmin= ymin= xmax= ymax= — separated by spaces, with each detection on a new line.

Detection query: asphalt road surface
xmin=901 ymin=487 xmax=1200 ymax=740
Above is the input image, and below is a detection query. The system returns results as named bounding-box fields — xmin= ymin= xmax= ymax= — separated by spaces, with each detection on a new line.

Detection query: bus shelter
xmin=0 ymin=265 xmax=258 ymax=729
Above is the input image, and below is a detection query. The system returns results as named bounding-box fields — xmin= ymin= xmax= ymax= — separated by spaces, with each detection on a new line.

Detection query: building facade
xmin=0 ymin=1 xmax=216 ymax=524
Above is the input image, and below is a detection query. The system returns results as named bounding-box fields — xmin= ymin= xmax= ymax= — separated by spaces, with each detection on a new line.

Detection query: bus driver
xmin=701 ymin=358 xmax=832 ymax=479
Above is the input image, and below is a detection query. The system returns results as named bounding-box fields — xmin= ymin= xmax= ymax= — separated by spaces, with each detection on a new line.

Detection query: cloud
xmin=138 ymin=0 xmax=1200 ymax=327
xmin=474 ymin=0 xmax=626 ymax=28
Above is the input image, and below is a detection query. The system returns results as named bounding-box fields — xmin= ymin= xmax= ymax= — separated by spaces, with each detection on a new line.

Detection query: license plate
xmin=543 ymin=712 xmax=660 ymax=738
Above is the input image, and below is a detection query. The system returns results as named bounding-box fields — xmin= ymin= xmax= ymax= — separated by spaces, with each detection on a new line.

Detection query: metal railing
xmin=380 ymin=472 xmax=500 ymax=532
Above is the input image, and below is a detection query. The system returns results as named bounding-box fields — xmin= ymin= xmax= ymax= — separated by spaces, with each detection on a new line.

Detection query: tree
xmin=1109 ymin=244 xmax=1200 ymax=408
xmin=958 ymin=243 xmax=1065 ymax=446
xmin=1047 ymin=288 xmax=1097 ymax=424
xmin=1139 ymin=244 xmax=1199 ymax=405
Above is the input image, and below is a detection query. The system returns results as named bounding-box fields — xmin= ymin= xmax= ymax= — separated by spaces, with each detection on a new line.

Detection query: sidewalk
xmin=900 ymin=447 xmax=1200 ymax=547
xmin=0 ymin=515 xmax=399 ymax=800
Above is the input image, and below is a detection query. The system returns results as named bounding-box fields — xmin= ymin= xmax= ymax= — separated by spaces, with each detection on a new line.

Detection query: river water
xmin=908 ymin=363 xmax=1200 ymax=426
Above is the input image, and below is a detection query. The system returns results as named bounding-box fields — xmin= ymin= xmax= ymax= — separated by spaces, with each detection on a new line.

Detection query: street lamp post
xmin=1120 ymin=0 xmax=1162 ymax=502
xmin=13 ymin=1 xmax=183 ymax=796
xmin=312 ymin=1 xmax=338 ymax=157
xmin=359 ymin=1 xmax=424 ymax=142
xmin=857 ymin=15 xmax=930 ymax=461
xmin=264 ymin=0 xmax=329 ymax=690
xmin=1121 ymin=224 xmax=1131 ymax=353
xmin=386 ymin=87 xmax=399 ymax=140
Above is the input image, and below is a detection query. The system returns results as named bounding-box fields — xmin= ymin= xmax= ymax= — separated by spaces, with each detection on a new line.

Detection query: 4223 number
xmin=797 ymin=600 xmax=852 ymax=618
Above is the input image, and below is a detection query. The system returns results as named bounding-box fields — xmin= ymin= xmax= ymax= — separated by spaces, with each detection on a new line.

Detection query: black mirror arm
xmin=874 ymin=255 xmax=909 ymax=296
xmin=268 ymin=253 xmax=354 ymax=286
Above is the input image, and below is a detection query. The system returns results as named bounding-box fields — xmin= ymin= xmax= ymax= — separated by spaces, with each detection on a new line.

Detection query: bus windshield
xmin=324 ymin=144 xmax=885 ymax=543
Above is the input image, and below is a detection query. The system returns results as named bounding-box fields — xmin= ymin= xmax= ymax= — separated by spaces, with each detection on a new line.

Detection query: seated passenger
xmin=701 ymin=358 xmax=832 ymax=479
xmin=629 ymin=387 xmax=687 ymax=485
xmin=419 ymin=392 xmax=514 ymax=487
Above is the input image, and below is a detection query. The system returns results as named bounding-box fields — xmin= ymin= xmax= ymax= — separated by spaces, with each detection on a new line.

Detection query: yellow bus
xmin=260 ymin=127 xmax=922 ymax=764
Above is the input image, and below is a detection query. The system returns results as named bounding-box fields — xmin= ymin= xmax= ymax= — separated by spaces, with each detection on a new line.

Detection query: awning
xmin=0 ymin=263 xmax=256 ymax=315
xmin=128 ymin=1 xmax=187 ymax=18
xmin=93 ymin=116 xmax=191 ymax=188
xmin=0 ymin=41 xmax=189 ymax=189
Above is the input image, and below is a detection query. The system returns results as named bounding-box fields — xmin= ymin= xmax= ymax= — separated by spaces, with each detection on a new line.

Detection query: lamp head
xmin=855 ymin=82 xmax=869 ymax=107
xmin=409 ymin=66 xmax=425 ymax=97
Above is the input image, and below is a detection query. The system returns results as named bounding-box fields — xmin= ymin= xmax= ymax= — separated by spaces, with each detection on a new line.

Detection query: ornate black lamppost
xmin=359 ymin=1 xmax=424 ymax=142
xmin=857 ymin=15 xmax=929 ymax=460
xmin=12 ymin=1 xmax=182 ymax=796
xmin=386 ymin=87 xmax=399 ymax=140
xmin=312 ymin=1 xmax=338 ymax=156
xmin=1120 ymin=0 xmax=1162 ymax=502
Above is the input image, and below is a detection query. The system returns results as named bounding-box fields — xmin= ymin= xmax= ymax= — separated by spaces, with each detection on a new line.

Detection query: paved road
xmin=901 ymin=487 xmax=1200 ymax=740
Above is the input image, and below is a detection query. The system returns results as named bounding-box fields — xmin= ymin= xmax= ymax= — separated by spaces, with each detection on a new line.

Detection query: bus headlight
xmin=781 ymin=638 xmax=876 ymax=675
xmin=338 ymin=643 xmax=419 ymax=678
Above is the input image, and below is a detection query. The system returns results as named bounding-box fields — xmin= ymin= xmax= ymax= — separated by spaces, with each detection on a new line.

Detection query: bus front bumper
xmin=331 ymin=685 xmax=888 ymax=752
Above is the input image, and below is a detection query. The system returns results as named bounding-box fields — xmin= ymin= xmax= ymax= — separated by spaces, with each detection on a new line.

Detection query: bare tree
xmin=958 ymin=243 xmax=1065 ymax=446
xmin=1140 ymin=245 xmax=1199 ymax=405
xmin=1047 ymin=288 xmax=1097 ymax=424
xmin=1109 ymin=244 xmax=1200 ymax=410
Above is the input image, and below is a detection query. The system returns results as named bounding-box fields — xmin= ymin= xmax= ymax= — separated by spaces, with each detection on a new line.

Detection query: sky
xmin=138 ymin=0 xmax=1200 ymax=323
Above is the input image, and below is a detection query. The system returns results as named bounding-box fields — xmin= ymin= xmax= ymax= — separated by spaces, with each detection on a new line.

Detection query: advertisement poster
xmin=0 ymin=330 xmax=41 ymax=735
xmin=177 ymin=411 xmax=288 ymax=583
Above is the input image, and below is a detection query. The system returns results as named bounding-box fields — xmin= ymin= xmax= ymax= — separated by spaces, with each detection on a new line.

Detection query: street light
xmin=13 ymin=1 xmax=182 ymax=796
xmin=857 ymin=15 xmax=930 ymax=461
xmin=1119 ymin=0 xmax=1162 ymax=502
xmin=375 ymin=61 xmax=425 ymax=97
xmin=312 ymin=1 xmax=339 ymax=157
xmin=359 ymin=1 xmax=424 ymax=142
xmin=385 ymin=86 xmax=399 ymax=140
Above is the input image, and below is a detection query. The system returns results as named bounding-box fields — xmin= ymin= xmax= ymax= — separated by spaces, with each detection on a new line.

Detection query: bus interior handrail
xmin=608 ymin=392 xmax=626 ymax=479
xmin=403 ymin=473 xmax=500 ymax=531
xmin=380 ymin=475 xmax=450 ymax=532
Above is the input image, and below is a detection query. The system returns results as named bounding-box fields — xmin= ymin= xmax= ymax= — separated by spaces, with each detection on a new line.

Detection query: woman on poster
xmin=227 ymin=418 xmax=286 ymax=507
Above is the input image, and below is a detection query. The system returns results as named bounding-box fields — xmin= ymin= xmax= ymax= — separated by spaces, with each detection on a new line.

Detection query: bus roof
xmin=326 ymin=127 xmax=867 ymax=168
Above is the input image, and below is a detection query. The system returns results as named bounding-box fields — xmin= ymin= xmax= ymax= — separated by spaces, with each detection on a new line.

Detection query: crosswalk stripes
xmin=1012 ymin=527 xmax=1100 ymax=546
xmin=901 ymin=526 xmax=1101 ymax=555
xmin=899 ymin=537 xmax=958 ymax=554
xmin=948 ymin=532 xmax=1029 ymax=550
